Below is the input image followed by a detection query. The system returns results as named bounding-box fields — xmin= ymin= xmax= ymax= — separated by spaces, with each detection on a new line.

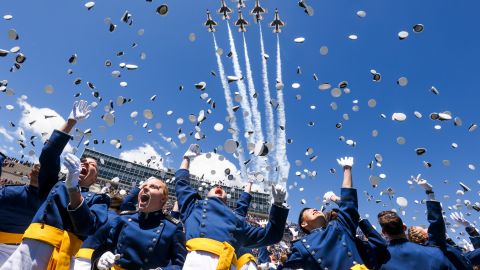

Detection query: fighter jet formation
xmin=270 ymin=8 xmax=285 ymax=33
xmin=207 ymin=0 xmax=285 ymax=33
xmin=250 ymin=0 xmax=267 ymax=23
xmin=218 ymin=0 xmax=233 ymax=20
xmin=204 ymin=10 xmax=218 ymax=32
xmin=234 ymin=10 xmax=249 ymax=32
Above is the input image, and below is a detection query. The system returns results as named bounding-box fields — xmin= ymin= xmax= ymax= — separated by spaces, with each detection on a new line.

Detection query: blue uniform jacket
xmin=94 ymin=210 xmax=186 ymax=270
xmin=175 ymin=169 xmax=289 ymax=251
xmin=381 ymin=238 xmax=454 ymax=270
xmin=80 ymin=210 xmax=118 ymax=250
xmin=30 ymin=129 xmax=109 ymax=240
xmin=0 ymin=184 xmax=41 ymax=234
xmin=282 ymin=188 xmax=362 ymax=270
xmin=119 ymin=186 xmax=140 ymax=212
xmin=426 ymin=200 xmax=473 ymax=270
xmin=357 ymin=219 xmax=389 ymax=270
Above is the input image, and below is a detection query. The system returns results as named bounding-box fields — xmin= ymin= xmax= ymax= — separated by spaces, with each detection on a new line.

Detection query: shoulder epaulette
xmin=165 ymin=214 xmax=181 ymax=225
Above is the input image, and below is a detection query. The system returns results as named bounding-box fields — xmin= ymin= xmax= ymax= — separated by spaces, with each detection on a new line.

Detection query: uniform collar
xmin=139 ymin=210 xmax=164 ymax=220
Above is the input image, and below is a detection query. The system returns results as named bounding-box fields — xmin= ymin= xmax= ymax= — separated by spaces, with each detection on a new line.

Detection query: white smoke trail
xmin=212 ymin=33 xmax=247 ymax=178
xmin=259 ymin=23 xmax=275 ymax=182
xmin=242 ymin=32 xmax=265 ymax=174
xmin=275 ymin=34 xmax=290 ymax=185
xmin=226 ymin=23 xmax=255 ymax=153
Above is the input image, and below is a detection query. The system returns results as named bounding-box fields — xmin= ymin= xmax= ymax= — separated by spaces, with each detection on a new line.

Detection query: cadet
xmin=94 ymin=176 xmax=187 ymax=270
xmin=1 ymin=100 xmax=110 ymax=270
xmin=321 ymin=190 xmax=388 ymax=270
xmin=412 ymin=175 xmax=473 ymax=269
xmin=377 ymin=210 xmax=454 ymax=270
xmin=282 ymin=157 xmax=367 ymax=270
xmin=176 ymin=144 xmax=289 ymax=270
xmin=0 ymin=163 xmax=41 ymax=264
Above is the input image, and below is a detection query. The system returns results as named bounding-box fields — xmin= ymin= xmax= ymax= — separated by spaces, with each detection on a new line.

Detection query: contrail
xmin=226 ymin=23 xmax=255 ymax=156
xmin=259 ymin=23 xmax=275 ymax=182
xmin=242 ymin=32 xmax=264 ymax=174
xmin=275 ymin=34 xmax=290 ymax=185
xmin=212 ymin=33 xmax=247 ymax=178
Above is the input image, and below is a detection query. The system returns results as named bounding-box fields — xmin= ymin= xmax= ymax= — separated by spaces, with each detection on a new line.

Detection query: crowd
xmin=1 ymin=100 xmax=480 ymax=270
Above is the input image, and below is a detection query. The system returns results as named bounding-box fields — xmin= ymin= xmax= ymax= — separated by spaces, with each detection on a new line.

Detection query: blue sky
xmin=1 ymin=0 xmax=480 ymax=240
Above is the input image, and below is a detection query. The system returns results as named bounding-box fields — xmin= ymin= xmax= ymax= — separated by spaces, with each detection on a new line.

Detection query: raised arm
xmin=38 ymin=100 xmax=91 ymax=200
xmin=412 ymin=175 xmax=447 ymax=247
xmin=38 ymin=130 xmax=72 ymax=199
xmin=175 ymin=145 xmax=202 ymax=220
xmin=451 ymin=212 xmax=480 ymax=249
xmin=235 ymin=181 xmax=253 ymax=217
xmin=337 ymin=156 xmax=353 ymax=188
xmin=359 ymin=218 xmax=389 ymax=267
xmin=335 ymin=157 xmax=360 ymax=234
xmin=243 ymin=185 xmax=289 ymax=248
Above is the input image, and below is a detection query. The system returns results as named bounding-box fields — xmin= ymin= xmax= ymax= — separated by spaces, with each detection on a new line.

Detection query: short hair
xmin=145 ymin=177 xmax=169 ymax=198
xmin=378 ymin=211 xmax=404 ymax=236
xmin=408 ymin=226 xmax=427 ymax=244
xmin=298 ymin=208 xmax=312 ymax=234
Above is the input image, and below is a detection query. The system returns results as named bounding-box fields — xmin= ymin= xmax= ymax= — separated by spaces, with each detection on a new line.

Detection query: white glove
xmin=184 ymin=144 xmax=201 ymax=159
xmin=323 ymin=191 xmax=338 ymax=204
xmin=450 ymin=212 xmax=470 ymax=227
xmin=337 ymin=156 xmax=354 ymax=168
xmin=97 ymin=251 xmax=120 ymax=270
xmin=68 ymin=100 xmax=92 ymax=121
xmin=271 ymin=184 xmax=287 ymax=205
xmin=63 ymin=153 xmax=81 ymax=189
xmin=412 ymin=174 xmax=432 ymax=191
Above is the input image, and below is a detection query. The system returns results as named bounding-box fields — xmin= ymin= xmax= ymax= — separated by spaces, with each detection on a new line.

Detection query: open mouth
xmin=80 ymin=167 xmax=87 ymax=176
xmin=140 ymin=193 xmax=150 ymax=203
xmin=214 ymin=189 xmax=223 ymax=196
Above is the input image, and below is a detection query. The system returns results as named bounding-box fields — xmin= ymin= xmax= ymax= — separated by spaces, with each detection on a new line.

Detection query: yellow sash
xmin=23 ymin=223 xmax=83 ymax=270
xmin=236 ymin=253 xmax=257 ymax=269
xmin=351 ymin=264 xmax=369 ymax=270
xmin=75 ymin=248 xmax=94 ymax=260
xmin=112 ymin=265 xmax=126 ymax=270
xmin=0 ymin=231 xmax=23 ymax=244
xmin=186 ymin=238 xmax=237 ymax=270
